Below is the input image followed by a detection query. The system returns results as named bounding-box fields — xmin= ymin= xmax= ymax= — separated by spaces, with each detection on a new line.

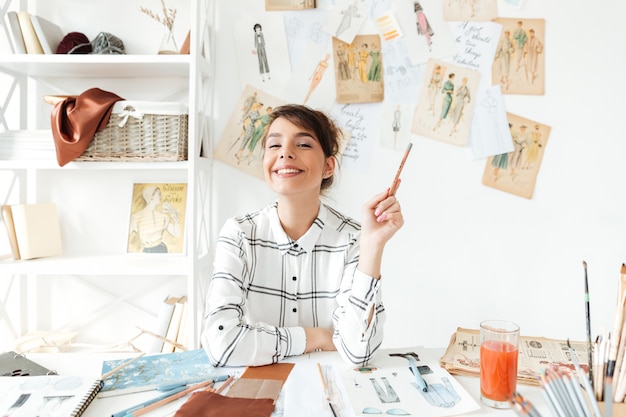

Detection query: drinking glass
xmin=479 ymin=320 xmax=520 ymax=408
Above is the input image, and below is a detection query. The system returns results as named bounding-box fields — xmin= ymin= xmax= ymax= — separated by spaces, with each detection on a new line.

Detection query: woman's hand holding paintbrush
xmin=359 ymin=143 xmax=411 ymax=278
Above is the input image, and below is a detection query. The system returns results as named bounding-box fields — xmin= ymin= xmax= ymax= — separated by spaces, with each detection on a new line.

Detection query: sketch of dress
xmin=253 ymin=23 xmax=270 ymax=81
xmin=358 ymin=44 xmax=369 ymax=82
xmin=336 ymin=2 xmax=360 ymax=38
xmin=336 ymin=45 xmax=351 ymax=80
xmin=304 ymin=54 xmax=330 ymax=104
xmin=414 ymin=1 xmax=434 ymax=51
xmin=433 ymin=74 xmax=455 ymax=130
xmin=450 ymin=79 xmax=470 ymax=134
xmin=495 ymin=31 xmax=513 ymax=89
xmin=427 ymin=65 xmax=442 ymax=114
xmin=367 ymin=48 xmax=382 ymax=82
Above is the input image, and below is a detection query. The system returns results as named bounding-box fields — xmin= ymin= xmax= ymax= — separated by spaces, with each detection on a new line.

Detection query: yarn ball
xmin=56 ymin=32 xmax=92 ymax=54
xmin=91 ymin=32 xmax=125 ymax=55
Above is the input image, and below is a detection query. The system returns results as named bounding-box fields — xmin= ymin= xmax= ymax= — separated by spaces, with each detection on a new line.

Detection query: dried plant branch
xmin=140 ymin=0 xmax=177 ymax=31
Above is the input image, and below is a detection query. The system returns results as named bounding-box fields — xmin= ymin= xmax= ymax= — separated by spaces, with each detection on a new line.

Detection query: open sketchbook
xmin=0 ymin=375 xmax=102 ymax=417
xmin=336 ymin=347 xmax=480 ymax=417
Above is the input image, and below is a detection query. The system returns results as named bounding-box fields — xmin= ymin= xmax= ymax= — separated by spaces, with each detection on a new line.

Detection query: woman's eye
xmin=297 ymin=143 xmax=312 ymax=148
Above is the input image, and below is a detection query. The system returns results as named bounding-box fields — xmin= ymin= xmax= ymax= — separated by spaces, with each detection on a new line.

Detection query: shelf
xmin=0 ymin=54 xmax=194 ymax=78
xmin=0 ymin=254 xmax=189 ymax=276
xmin=0 ymin=159 xmax=190 ymax=170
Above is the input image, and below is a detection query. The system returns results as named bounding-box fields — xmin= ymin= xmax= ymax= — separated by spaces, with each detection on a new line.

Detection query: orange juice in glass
xmin=479 ymin=320 xmax=519 ymax=408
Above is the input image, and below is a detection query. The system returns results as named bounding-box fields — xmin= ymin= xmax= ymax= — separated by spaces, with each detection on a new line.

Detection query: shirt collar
xmin=269 ymin=201 xmax=327 ymax=255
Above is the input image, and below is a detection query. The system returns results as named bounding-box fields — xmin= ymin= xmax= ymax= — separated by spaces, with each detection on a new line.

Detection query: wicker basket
xmin=77 ymin=101 xmax=189 ymax=162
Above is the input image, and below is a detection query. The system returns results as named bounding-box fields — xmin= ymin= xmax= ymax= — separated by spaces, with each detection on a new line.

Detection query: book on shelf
xmin=149 ymin=295 xmax=179 ymax=352
xmin=15 ymin=11 xmax=44 ymax=54
xmin=0 ymin=374 xmax=103 ymax=417
xmin=4 ymin=202 xmax=63 ymax=260
xmin=162 ymin=295 xmax=187 ymax=353
xmin=99 ymin=348 xmax=217 ymax=397
xmin=29 ymin=14 xmax=63 ymax=54
xmin=1 ymin=205 xmax=21 ymax=260
xmin=126 ymin=183 xmax=188 ymax=255
xmin=5 ymin=11 xmax=26 ymax=53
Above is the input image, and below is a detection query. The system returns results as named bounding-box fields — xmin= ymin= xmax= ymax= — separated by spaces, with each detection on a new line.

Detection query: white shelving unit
xmin=0 ymin=0 xmax=214 ymax=352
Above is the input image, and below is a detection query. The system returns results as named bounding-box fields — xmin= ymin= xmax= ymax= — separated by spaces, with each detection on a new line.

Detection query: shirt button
xmin=294 ymin=243 xmax=299 ymax=248
xmin=218 ymin=325 xmax=224 ymax=331
xmin=292 ymin=276 xmax=297 ymax=281
xmin=292 ymin=308 xmax=297 ymax=313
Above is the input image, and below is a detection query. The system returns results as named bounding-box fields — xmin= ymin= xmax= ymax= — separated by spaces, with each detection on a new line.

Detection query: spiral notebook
xmin=0 ymin=375 xmax=103 ymax=417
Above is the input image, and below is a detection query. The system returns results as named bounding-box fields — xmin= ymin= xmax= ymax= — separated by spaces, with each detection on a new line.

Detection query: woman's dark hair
xmin=263 ymin=104 xmax=342 ymax=191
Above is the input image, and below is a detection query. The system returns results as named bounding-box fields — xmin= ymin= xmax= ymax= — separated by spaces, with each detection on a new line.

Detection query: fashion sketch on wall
xmin=442 ymin=0 xmax=497 ymax=21
xmin=482 ymin=113 xmax=551 ymax=199
xmin=333 ymin=34 xmax=385 ymax=104
xmin=412 ymin=59 xmax=481 ymax=146
xmin=213 ymin=85 xmax=286 ymax=181
xmin=233 ymin=11 xmax=291 ymax=93
xmin=492 ymin=18 xmax=545 ymax=95
xmin=265 ymin=0 xmax=316 ymax=11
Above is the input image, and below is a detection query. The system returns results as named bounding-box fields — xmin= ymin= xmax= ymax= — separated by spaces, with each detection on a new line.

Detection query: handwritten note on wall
xmin=331 ymin=103 xmax=380 ymax=173
xmin=451 ymin=21 xmax=501 ymax=79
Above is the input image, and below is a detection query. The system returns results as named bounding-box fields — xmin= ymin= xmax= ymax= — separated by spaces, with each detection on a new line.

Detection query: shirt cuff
xmin=352 ymin=269 xmax=382 ymax=302
xmin=286 ymin=326 xmax=307 ymax=357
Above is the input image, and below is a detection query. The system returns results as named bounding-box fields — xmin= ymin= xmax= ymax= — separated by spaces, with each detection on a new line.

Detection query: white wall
xmin=210 ymin=0 xmax=626 ymax=350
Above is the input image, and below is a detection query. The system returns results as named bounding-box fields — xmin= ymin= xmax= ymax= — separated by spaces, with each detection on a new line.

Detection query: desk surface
xmin=27 ymin=349 xmax=551 ymax=417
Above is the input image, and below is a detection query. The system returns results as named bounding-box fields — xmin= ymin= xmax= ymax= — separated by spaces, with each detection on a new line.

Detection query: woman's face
xmin=262 ymin=117 xmax=334 ymax=198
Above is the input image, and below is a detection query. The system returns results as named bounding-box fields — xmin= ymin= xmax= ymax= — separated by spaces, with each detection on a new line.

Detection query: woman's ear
xmin=323 ymin=156 xmax=336 ymax=178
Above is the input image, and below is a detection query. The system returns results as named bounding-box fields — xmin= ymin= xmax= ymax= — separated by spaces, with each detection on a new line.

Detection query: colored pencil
xmin=583 ymin=261 xmax=593 ymax=390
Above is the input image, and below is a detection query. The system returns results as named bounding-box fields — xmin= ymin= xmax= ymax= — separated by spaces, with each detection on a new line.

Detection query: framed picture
xmin=127 ymin=183 xmax=188 ymax=254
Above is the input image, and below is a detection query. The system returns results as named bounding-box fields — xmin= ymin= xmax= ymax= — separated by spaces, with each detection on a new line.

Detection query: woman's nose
xmin=280 ymin=147 xmax=294 ymax=159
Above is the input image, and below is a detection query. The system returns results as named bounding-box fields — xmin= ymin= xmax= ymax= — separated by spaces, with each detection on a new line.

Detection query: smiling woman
xmin=201 ymin=104 xmax=405 ymax=368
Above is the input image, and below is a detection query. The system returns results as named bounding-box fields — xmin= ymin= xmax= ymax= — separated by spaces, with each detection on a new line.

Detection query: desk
xmin=29 ymin=349 xmax=552 ymax=417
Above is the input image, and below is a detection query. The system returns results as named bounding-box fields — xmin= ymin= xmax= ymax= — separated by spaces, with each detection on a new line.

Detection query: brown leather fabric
xmin=173 ymin=391 xmax=275 ymax=417
xmin=51 ymin=87 xmax=124 ymax=166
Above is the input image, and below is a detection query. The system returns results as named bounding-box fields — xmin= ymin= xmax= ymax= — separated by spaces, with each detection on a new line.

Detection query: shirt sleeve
xmin=200 ymin=219 xmax=306 ymax=367
xmin=332 ymin=242 xmax=386 ymax=366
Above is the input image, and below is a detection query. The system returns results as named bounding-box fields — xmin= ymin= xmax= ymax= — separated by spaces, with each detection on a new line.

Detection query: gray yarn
xmin=67 ymin=32 xmax=126 ymax=55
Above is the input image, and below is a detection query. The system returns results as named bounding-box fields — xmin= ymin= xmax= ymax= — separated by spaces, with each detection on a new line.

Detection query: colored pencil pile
xmin=511 ymin=362 xmax=603 ymax=417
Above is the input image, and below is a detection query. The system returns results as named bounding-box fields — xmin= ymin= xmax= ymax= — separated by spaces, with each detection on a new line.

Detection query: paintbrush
xmin=387 ymin=142 xmax=412 ymax=197
xmin=611 ymin=264 xmax=626 ymax=402
xmin=605 ymin=289 xmax=626 ymax=417
xmin=583 ymin=261 xmax=593 ymax=391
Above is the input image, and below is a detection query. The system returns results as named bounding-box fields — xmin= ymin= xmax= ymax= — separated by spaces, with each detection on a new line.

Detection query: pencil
xmin=101 ymin=352 xmax=146 ymax=381
xmin=316 ymin=363 xmax=338 ymax=417
xmin=583 ymin=261 xmax=594 ymax=390
xmin=123 ymin=379 xmax=213 ymax=417
xmin=387 ymin=142 xmax=412 ymax=197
